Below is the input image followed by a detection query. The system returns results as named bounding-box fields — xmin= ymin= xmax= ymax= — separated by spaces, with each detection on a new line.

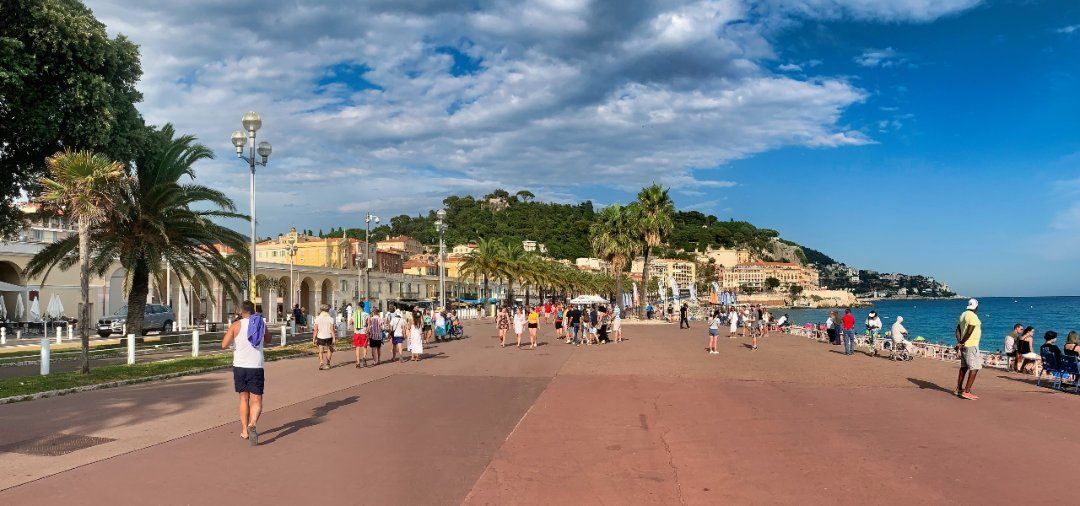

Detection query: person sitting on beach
xmin=1064 ymin=331 xmax=1080 ymax=357
xmin=1017 ymin=326 xmax=1038 ymax=373
xmin=775 ymin=313 xmax=788 ymax=330
xmin=1041 ymin=331 xmax=1063 ymax=364
xmin=1004 ymin=324 xmax=1022 ymax=372
xmin=890 ymin=316 xmax=910 ymax=351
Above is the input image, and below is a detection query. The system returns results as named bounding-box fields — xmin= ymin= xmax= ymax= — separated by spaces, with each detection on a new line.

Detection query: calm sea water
xmin=781 ymin=297 xmax=1080 ymax=352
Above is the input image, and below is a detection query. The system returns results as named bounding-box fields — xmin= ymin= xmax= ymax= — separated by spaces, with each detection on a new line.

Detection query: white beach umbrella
xmin=0 ymin=296 xmax=6 ymax=320
xmin=47 ymin=294 xmax=64 ymax=319
xmin=16 ymin=293 xmax=26 ymax=321
xmin=29 ymin=295 xmax=41 ymax=322
xmin=54 ymin=294 xmax=64 ymax=318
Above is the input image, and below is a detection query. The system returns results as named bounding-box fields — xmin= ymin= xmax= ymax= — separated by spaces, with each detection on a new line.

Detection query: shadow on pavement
xmin=907 ymin=377 xmax=955 ymax=395
xmin=260 ymin=395 xmax=359 ymax=445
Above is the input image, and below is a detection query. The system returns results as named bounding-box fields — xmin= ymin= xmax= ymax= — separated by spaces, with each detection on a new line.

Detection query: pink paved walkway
xmin=1 ymin=320 xmax=1077 ymax=504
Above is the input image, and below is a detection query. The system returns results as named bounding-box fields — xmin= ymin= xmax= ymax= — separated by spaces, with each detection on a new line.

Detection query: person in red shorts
xmin=351 ymin=303 xmax=370 ymax=368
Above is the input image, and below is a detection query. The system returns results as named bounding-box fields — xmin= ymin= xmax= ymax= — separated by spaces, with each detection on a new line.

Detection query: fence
xmin=787 ymin=324 xmax=1015 ymax=371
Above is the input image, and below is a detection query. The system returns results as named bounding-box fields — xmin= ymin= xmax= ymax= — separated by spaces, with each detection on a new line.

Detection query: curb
xmin=0 ymin=350 xmax=315 ymax=405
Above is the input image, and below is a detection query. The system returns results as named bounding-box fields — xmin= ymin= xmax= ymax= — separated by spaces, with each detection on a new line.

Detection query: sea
xmin=780 ymin=296 xmax=1080 ymax=353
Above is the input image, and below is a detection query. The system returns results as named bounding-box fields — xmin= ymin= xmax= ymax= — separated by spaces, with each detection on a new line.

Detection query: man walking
xmin=351 ymin=303 xmax=369 ymax=368
xmin=312 ymin=304 xmax=336 ymax=370
xmin=367 ymin=310 xmax=384 ymax=366
xmin=956 ymin=298 xmax=983 ymax=400
xmin=221 ymin=301 xmax=269 ymax=445
xmin=679 ymin=302 xmax=690 ymax=329
xmin=569 ymin=305 xmax=582 ymax=345
xmin=841 ymin=308 xmax=856 ymax=355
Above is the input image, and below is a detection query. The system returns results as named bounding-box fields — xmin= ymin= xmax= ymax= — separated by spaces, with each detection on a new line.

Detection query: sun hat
xmin=966 ymin=298 xmax=978 ymax=311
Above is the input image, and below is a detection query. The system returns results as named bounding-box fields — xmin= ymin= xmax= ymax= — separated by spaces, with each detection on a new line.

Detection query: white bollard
xmin=122 ymin=323 xmax=127 ymax=336
xmin=280 ymin=325 xmax=287 ymax=347
xmin=191 ymin=329 xmax=200 ymax=357
xmin=1 ymin=327 xmax=5 ymax=345
xmin=173 ymin=321 xmax=179 ymax=332
xmin=55 ymin=326 xmax=62 ymax=344
xmin=67 ymin=325 xmax=73 ymax=341
xmin=16 ymin=329 xmax=22 ymax=340
xmin=127 ymin=333 xmax=136 ymax=365
xmin=40 ymin=338 xmax=50 ymax=376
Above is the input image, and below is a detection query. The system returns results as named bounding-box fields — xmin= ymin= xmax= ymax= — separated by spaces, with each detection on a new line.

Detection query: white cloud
xmin=1057 ymin=25 xmax=1080 ymax=34
xmin=778 ymin=63 xmax=802 ymax=71
xmin=855 ymin=47 xmax=906 ymax=67
xmin=80 ymin=0 xmax=971 ymax=232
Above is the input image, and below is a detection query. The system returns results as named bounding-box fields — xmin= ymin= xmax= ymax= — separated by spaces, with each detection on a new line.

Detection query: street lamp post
xmin=285 ymin=227 xmax=298 ymax=314
xmin=435 ymin=209 xmax=447 ymax=310
xmin=363 ymin=213 xmax=380 ymax=309
xmin=230 ymin=111 xmax=272 ymax=302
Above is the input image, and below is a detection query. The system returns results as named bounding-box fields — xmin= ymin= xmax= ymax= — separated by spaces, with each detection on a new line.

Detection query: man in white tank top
xmin=222 ymin=301 xmax=269 ymax=445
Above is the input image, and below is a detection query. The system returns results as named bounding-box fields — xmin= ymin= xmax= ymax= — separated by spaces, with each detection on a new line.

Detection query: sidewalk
xmin=1 ymin=321 xmax=1077 ymax=504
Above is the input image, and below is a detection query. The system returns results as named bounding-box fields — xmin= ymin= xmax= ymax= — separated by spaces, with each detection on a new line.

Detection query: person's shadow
xmin=907 ymin=377 xmax=955 ymax=395
xmin=259 ymin=395 xmax=359 ymax=445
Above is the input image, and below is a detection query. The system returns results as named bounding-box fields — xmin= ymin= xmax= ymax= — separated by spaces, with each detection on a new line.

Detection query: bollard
xmin=55 ymin=326 xmax=62 ymax=344
xmin=122 ymin=323 xmax=127 ymax=336
xmin=291 ymin=320 xmax=297 ymax=335
xmin=1 ymin=327 xmax=5 ymax=345
xmin=40 ymin=337 xmax=50 ymax=375
xmin=67 ymin=325 xmax=73 ymax=341
xmin=280 ymin=325 xmax=287 ymax=347
xmin=173 ymin=321 xmax=179 ymax=332
xmin=191 ymin=329 xmax=200 ymax=357
xmin=127 ymin=333 xmax=135 ymax=365
xmin=17 ymin=329 xmax=21 ymax=340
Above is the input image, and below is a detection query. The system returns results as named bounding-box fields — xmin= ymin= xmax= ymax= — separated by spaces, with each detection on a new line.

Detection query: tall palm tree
xmin=493 ymin=239 xmax=526 ymax=306
xmin=27 ymin=150 xmax=126 ymax=374
xmin=27 ymin=125 xmax=250 ymax=337
xmin=631 ymin=184 xmax=675 ymax=318
xmin=591 ymin=204 xmax=640 ymax=309
xmin=459 ymin=238 xmax=500 ymax=315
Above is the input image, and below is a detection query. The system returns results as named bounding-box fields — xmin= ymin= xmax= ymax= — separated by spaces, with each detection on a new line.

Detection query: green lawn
xmin=0 ymin=345 xmax=315 ymax=400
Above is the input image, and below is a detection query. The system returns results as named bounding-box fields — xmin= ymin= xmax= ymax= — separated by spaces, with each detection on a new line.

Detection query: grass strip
xmin=0 ymin=345 xmax=315 ymax=400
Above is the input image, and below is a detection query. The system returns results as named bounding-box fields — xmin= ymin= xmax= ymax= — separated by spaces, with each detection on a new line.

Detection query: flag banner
xmin=711 ymin=281 xmax=721 ymax=295
xmin=632 ymin=282 xmax=639 ymax=304
xmin=689 ymin=283 xmax=697 ymax=302
xmin=658 ymin=279 xmax=665 ymax=301
xmin=668 ymin=276 xmax=679 ymax=301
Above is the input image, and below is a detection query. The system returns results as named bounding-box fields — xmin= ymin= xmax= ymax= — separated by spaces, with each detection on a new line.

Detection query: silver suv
xmin=97 ymin=304 xmax=175 ymax=337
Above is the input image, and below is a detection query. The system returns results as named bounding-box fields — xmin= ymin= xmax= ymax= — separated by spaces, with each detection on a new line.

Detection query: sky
xmin=82 ymin=0 xmax=1080 ymax=297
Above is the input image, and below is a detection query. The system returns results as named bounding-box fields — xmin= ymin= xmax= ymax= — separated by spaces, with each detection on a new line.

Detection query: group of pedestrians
xmin=494 ymin=302 xmax=625 ymax=348
xmin=703 ymin=304 xmax=780 ymax=354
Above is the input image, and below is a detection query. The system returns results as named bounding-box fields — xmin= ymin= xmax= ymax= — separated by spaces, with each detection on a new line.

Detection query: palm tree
xmin=631 ymin=184 xmax=675 ymax=318
xmin=27 ymin=125 xmax=249 ymax=338
xmin=591 ymin=204 xmax=640 ymax=310
xmin=459 ymin=238 xmax=500 ymax=315
xmin=493 ymin=239 xmax=526 ymax=306
xmin=27 ymin=150 xmax=126 ymax=374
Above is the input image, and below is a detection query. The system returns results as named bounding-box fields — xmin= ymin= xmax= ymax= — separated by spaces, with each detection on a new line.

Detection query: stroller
xmin=446 ymin=314 xmax=465 ymax=339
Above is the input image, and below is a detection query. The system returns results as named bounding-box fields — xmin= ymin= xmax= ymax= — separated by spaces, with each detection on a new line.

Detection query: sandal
xmin=248 ymin=426 xmax=258 ymax=446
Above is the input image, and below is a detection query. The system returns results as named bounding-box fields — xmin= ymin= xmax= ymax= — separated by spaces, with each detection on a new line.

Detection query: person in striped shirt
xmin=366 ymin=311 xmax=384 ymax=366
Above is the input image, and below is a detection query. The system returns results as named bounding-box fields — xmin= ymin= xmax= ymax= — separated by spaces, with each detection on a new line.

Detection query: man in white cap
xmin=955 ymin=298 xmax=983 ymax=400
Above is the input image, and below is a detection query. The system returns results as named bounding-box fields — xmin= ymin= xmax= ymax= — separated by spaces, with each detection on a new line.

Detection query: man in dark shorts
xmin=679 ymin=303 xmax=690 ymax=329
xmin=366 ymin=311 xmax=384 ymax=366
xmin=221 ymin=301 xmax=269 ymax=445
xmin=569 ymin=305 xmax=583 ymax=345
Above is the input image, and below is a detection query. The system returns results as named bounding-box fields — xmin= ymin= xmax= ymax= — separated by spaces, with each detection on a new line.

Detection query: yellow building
xmin=630 ymin=257 xmax=697 ymax=288
xmin=256 ymin=231 xmax=351 ymax=269
xmin=721 ymin=261 xmax=820 ymax=291
xmin=696 ymin=247 xmax=752 ymax=269
xmin=377 ymin=235 xmax=423 ymax=257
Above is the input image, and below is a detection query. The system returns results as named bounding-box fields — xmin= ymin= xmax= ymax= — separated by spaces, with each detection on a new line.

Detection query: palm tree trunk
xmin=483 ymin=274 xmax=490 ymax=316
xmin=126 ymin=258 xmax=151 ymax=338
xmin=525 ymin=285 xmax=531 ymax=308
xmin=78 ymin=218 xmax=91 ymax=374
xmin=507 ymin=279 xmax=515 ymax=307
xmin=615 ymin=273 xmax=623 ymax=310
xmin=639 ymin=245 xmax=652 ymax=318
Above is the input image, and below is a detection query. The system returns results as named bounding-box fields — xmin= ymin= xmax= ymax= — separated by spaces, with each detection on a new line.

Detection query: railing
xmin=787 ymin=324 xmax=1015 ymax=371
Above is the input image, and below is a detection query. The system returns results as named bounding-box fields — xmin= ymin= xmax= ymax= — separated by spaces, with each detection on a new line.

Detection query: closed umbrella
xmin=0 ymin=296 xmax=6 ymax=320
xmin=16 ymin=293 xmax=25 ymax=322
xmin=46 ymin=294 xmax=61 ymax=319
xmin=54 ymin=294 xmax=64 ymax=318
xmin=29 ymin=295 xmax=41 ymax=322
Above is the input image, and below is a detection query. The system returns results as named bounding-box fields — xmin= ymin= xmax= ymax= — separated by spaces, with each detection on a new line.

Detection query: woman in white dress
xmin=408 ymin=313 xmax=424 ymax=361
xmin=513 ymin=308 xmax=526 ymax=347
xmin=728 ymin=308 xmax=738 ymax=338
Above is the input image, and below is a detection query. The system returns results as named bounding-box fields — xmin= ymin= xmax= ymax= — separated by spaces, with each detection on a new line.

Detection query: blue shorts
xmin=233 ymin=367 xmax=264 ymax=395
xmin=392 ymin=335 xmax=404 ymax=345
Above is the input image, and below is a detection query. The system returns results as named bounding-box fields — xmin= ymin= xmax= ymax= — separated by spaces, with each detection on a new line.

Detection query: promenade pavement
xmin=0 ymin=319 xmax=1077 ymax=504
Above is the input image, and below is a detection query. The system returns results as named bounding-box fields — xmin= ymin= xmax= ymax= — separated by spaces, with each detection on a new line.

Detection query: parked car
xmin=97 ymin=304 xmax=175 ymax=337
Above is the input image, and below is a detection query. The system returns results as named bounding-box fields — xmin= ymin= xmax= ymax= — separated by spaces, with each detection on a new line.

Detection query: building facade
xmin=721 ymin=261 xmax=820 ymax=291
xmin=377 ymin=235 xmax=423 ymax=257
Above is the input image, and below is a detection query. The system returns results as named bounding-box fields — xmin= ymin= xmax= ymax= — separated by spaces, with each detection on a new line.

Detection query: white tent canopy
xmin=569 ymin=295 xmax=607 ymax=304
xmin=0 ymin=280 xmax=23 ymax=292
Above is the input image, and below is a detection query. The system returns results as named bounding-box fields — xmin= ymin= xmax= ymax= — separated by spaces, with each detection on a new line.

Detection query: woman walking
xmin=513 ymin=308 xmax=526 ymax=348
xmin=527 ymin=306 xmax=540 ymax=349
xmin=597 ymin=307 xmax=611 ymax=344
xmin=554 ymin=304 xmax=564 ymax=340
xmin=496 ymin=307 xmax=510 ymax=347
xmin=708 ymin=310 xmax=721 ymax=355
xmin=408 ymin=313 xmax=424 ymax=362
xmin=612 ymin=305 xmax=623 ymax=343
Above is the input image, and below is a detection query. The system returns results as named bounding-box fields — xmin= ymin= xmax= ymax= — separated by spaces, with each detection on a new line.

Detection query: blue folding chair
xmin=1037 ymin=351 xmax=1069 ymax=390
xmin=1058 ymin=355 xmax=1080 ymax=393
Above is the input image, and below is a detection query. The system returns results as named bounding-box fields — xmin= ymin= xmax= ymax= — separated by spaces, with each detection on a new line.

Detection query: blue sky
xmin=85 ymin=0 xmax=1080 ymax=297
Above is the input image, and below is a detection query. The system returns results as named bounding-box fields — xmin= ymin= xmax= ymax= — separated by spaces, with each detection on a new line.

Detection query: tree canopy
xmin=0 ymin=0 xmax=147 ymax=237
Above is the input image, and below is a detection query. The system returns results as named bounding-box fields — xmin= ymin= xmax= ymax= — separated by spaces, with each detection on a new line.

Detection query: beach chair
xmin=1058 ymin=356 xmax=1080 ymax=393
xmin=1037 ymin=351 xmax=1069 ymax=390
